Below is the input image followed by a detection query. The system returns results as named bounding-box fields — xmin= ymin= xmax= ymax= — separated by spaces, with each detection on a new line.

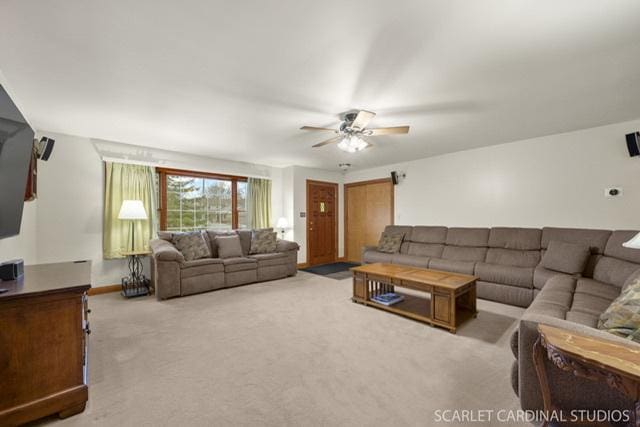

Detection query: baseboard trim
xmin=88 ymin=284 xmax=121 ymax=296
xmin=297 ymin=263 xmax=309 ymax=269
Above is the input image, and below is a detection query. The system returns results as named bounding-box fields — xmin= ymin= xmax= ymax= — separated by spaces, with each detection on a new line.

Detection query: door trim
xmin=344 ymin=178 xmax=395 ymax=262
xmin=306 ymin=179 xmax=339 ymax=266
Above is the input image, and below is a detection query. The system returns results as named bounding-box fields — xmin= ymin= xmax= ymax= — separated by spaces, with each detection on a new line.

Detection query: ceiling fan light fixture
xmin=337 ymin=135 xmax=368 ymax=153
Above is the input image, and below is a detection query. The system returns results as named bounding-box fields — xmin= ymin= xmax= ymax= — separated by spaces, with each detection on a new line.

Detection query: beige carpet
xmin=35 ymin=272 xmax=527 ymax=427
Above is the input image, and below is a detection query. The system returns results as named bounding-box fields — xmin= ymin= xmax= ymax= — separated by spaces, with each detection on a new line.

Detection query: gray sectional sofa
xmin=149 ymin=229 xmax=299 ymax=300
xmin=363 ymin=225 xmax=640 ymax=414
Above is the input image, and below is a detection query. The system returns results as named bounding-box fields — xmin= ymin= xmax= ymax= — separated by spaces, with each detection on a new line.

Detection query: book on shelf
xmin=370 ymin=292 xmax=404 ymax=306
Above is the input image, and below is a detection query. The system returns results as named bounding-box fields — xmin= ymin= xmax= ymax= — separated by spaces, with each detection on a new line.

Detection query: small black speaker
xmin=36 ymin=137 xmax=55 ymax=161
xmin=391 ymin=171 xmax=399 ymax=185
xmin=626 ymin=132 xmax=640 ymax=157
xmin=0 ymin=259 xmax=24 ymax=281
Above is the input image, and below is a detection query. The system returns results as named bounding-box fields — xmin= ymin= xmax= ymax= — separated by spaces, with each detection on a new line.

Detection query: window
xmin=158 ymin=168 xmax=247 ymax=231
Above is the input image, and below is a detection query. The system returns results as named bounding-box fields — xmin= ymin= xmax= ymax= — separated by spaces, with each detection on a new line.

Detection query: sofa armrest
xmin=276 ymin=239 xmax=299 ymax=252
xmin=150 ymin=238 xmax=185 ymax=263
xmin=361 ymin=245 xmax=377 ymax=261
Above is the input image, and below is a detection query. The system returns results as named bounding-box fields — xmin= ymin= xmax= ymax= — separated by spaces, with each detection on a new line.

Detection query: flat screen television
xmin=0 ymin=84 xmax=34 ymax=240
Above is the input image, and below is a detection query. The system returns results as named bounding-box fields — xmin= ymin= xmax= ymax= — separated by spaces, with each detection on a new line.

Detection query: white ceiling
xmin=1 ymin=0 xmax=640 ymax=171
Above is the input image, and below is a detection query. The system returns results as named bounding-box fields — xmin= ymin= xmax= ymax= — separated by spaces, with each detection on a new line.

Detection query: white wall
xmin=33 ymin=132 xmax=286 ymax=286
xmin=345 ymin=119 xmax=640 ymax=229
xmin=290 ymin=166 xmax=344 ymax=264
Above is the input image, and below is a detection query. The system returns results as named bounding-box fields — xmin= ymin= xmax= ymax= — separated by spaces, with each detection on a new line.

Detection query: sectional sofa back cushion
xmin=541 ymin=241 xmax=590 ymax=274
xmin=403 ymin=226 xmax=447 ymax=258
xmin=440 ymin=228 xmax=489 ymax=261
xmin=597 ymin=277 xmax=640 ymax=342
xmin=172 ymin=231 xmax=212 ymax=261
xmin=593 ymin=230 xmax=640 ymax=288
xmin=250 ymin=229 xmax=277 ymax=254
xmin=486 ymin=227 xmax=541 ymax=267
xmin=215 ymin=235 xmax=244 ymax=259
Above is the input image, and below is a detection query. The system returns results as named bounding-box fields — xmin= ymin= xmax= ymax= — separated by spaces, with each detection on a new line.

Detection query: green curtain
xmin=103 ymin=162 xmax=157 ymax=259
xmin=247 ymin=177 xmax=272 ymax=229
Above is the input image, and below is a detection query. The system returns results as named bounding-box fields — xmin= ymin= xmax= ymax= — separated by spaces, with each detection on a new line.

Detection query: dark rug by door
xmin=301 ymin=262 xmax=360 ymax=280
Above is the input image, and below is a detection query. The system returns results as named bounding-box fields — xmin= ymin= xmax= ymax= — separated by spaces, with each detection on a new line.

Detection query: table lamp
xmin=276 ymin=217 xmax=288 ymax=239
xmin=118 ymin=200 xmax=148 ymax=252
xmin=623 ymin=232 xmax=640 ymax=250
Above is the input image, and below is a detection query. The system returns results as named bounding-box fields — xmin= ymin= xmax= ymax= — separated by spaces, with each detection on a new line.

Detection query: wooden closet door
xmin=345 ymin=179 xmax=394 ymax=262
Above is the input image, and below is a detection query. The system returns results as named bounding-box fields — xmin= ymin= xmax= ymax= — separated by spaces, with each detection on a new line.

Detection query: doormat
xmin=301 ymin=262 xmax=360 ymax=280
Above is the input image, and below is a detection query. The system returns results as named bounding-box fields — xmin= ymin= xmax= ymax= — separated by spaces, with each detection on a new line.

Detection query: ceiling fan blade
xmin=300 ymin=126 xmax=337 ymax=132
xmin=367 ymin=126 xmax=410 ymax=136
xmin=312 ymin=136 xmax=340 ymax=148
xmin=350 ymin=110 xmax=376 ymax=130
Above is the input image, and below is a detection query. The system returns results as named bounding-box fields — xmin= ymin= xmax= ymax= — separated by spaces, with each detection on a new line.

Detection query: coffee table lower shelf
xmin=352 ymin=292 xmax=476 ymax=333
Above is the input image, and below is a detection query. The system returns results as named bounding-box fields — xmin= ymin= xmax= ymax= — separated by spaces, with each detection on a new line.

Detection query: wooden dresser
xmin=0 ymin=261 xmax=92 ymax=426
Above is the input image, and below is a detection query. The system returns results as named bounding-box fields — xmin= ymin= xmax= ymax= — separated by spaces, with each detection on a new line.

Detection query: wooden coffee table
xmin=351 ymin=263 xmax=478 ymax=333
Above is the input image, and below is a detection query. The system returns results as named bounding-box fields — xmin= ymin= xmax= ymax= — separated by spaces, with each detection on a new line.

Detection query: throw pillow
xmin=541 ymin=240 xmax=590 ymax=274
xmin=215 ymin=235 xmax=244 ymax=259
xmin=206 ymin=230 xmax=236 ymax=257
xmin=598 ymin=278 xmax=640 ymax=342
xmin=250 ymin=229 xmax=277 ymax=254
xmin=172 ymin=231 xmax=211 ymax=261
xmin=377 ymin=232 xmax=404 ymax=254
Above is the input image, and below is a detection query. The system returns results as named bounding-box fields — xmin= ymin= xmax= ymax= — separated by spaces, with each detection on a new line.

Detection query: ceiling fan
xmin=300 ymin=110 xmax=409 ymax=153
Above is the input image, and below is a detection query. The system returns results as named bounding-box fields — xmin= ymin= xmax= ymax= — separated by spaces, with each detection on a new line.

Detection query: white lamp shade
xmin=118 ymin=200 xmax=148 ymax=220
xmin=276 ymin=217 xmax=288 ymax=229
xmin=622 ymin=232 xmax=640 ymax=250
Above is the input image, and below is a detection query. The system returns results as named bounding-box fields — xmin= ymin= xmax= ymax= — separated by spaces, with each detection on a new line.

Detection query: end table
xmin=120 ymin=250 xmax=152 ymax=298
xmin=533 ymin=324 xmax=640 ymax=427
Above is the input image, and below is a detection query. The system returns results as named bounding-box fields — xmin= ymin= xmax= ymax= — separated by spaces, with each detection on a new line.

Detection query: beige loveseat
xmin=149 ymin=229 xmax=299 ymax=300
xmin=363 ymin=225 xmax=640 ymax=414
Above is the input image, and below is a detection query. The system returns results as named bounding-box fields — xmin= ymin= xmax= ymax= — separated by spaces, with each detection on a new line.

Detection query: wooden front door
xmin=307 ymin=180 xmax=338 ymax=266
xmin=345 ymin=179 xmax=394 ymax=262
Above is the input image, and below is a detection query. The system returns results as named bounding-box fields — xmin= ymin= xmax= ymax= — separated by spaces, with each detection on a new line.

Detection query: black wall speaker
xmin=391 ymin=171 xmax=399 ymax=185
xmin=626 ymin=132 xmax=640 ymax=157
xmin=36 ymin=136 xmax=55 ymax=161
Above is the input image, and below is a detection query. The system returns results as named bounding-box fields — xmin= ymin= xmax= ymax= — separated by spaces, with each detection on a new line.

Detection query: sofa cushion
xmin=407 ymin=226 xmax=447 ymax=244
xmin=206 ymin=230 xmax=236 ymax=257
xmin=181 ymin=258 xmax=224 ymax=279
xmin=541 ymin=240 xmax=590 ymax=274
xmin=172 ymin=231 xmax=212 ymax=261
xmin=236 ymin=229 xmax=254 ymax=256
xmin=603 ymin=230 xmax=640 ymax=263
xmin=571 ymin=292 xmax=615 ymax=317
xmin=488 ymin=227 xmax=541 ymax=251
xmin=566 ymin=311 xmax=600 ymax=328
xmin=475 ymin=263 xmax=533 ymax=288
xmin=362 ymin=250 xmax=393 ymax=264
xmin=575 ymin=278 xmax=621 ymax=301
xmin=485 ymin=248 xmax=540 ymax=268
xmin=476 ymin=281 xmax=533 ymax=307
xmin=598 ymin=278 xmax=640 ymax=342
xmin=445 ymin=227 xmax=490 ymax=247
xmin=223 ymin=257 xmax=258 ymax=272
xmin=440 ymin=245 xmax=487 ymax=262
xmin=249 ymin=229 xmax=277 ymax=254
xmin=541 ymin=227 xmax=611 ymax=254
xmin=532 ymin=266 xmax=570 ymax=290
xmin=429 ymin=258 xmax=475 ymax=275
xmin=593 ymin=256 xmax=640 ymax=288
xmin=249 ymin=252 xmax=289 ymax=267
xmin=377 ymin=232 xmax=404 ymax=254
xmin=157 ymin=231 xmax=173 ymax=241
xmin=391 ymin=253 xmax=429 ymax=268
xmin=406 ymin=242 xmax=444 ymax=258
xmin=216 ymin=235 xmax=244 ymax=259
